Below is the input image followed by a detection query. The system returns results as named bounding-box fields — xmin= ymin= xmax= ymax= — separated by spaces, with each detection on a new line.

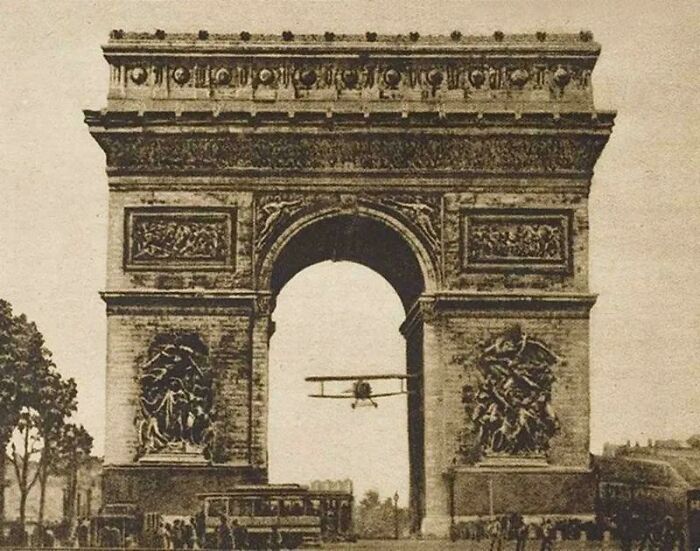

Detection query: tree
xmin=6 ymin=317 xmax=56 ymax=534
xmin=1 ymin=299 xmax=81 ymax=542
xmin=687 ymin=434 xmax=700 ymax=449
xmin=353 ymin=490 xmax=408 ymax=539
xmin=36 ymin=372 xmax=78 ymax=532
xmin=0 ymin=301 xmax=38 ymax=543
xmin=0 ymin=299 xmax=18 ymax=543
xmin=55 ymin=423 xmax=92 ymax=533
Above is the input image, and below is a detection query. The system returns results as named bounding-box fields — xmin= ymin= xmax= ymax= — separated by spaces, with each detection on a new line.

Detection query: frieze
xmin=461 ymin=209 xmax=573 ymax=273
xmin=95 ymin=132 xmax=610 ymax=176
xmin=124 ymin=208 xmax=236 ymax=270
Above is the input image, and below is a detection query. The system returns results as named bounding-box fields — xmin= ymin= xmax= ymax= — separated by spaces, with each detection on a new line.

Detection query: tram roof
xmin=197 ymin=484 xmax=353 ymax=499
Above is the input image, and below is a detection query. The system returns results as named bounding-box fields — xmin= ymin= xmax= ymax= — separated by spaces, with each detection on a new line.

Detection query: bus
xmin=198 ymin=484 xmax=353 ymax=549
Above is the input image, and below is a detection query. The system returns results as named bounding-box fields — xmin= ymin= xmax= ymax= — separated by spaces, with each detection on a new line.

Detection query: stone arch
xmin=256 ymin=204 xmax=436 ymax=532
xmin=257 ymin=204 xmax=440 ymax=310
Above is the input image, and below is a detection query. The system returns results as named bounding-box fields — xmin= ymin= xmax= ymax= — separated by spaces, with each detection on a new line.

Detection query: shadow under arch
xmin=259 ymin=208 xmax=438 ymax=311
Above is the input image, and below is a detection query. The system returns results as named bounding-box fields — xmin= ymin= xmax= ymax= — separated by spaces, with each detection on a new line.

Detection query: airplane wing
xmin=305 ymin=374 xmax=410 ymax=382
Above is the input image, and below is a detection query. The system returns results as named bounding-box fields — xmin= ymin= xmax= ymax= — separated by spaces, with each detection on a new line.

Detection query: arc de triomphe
xmin=85 ymin=30 xmax=614 ymax=536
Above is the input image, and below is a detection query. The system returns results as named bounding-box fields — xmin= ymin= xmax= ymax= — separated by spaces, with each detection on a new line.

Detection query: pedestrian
xmin=540 ymin=519 xmax=555 ymax=551
xmin=515 ymin=520 xmax=529 ymax=551
xmin=77 ymin=521 xmax=90 ymax=548
xmin=195 ymin=511 xmax=206 ymax=548
xmin=217 ymin=515 xmax=233 ymax=551
xmin=184 ymin=517 xmax=198 ymax=549
xmin=232 ymin=519 xmax=247 ymax=550
xmin=162 ymin=522 xmax=174 ymax=550
xmin=488 ymin=517 xmax=503 ymax=551
xmin=659 ymin=516 xmax=676 ymax=551
xmin=268 ymin=526 xmax=282 ymax=551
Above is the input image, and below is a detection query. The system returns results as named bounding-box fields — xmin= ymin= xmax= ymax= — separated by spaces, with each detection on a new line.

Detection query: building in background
xmin=596 ymin=440 xmax=700 ymax=521
xmin=3 ymin=456 xmax=102 ymax=528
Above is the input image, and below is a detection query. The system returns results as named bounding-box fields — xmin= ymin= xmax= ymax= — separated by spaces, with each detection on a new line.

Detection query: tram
xmin=198 ymin=484 xmax=353 ymax=549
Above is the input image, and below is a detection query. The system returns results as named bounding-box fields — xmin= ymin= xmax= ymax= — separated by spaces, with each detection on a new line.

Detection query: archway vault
xmin=258 ymin=203 xmax=440 ymax=312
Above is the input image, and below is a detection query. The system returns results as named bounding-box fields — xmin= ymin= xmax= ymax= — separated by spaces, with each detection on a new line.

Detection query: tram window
xmin=251 ymin=499 xmax=264 ymax=516
xmin=240 ymin=500 xmax=253 ymax=516
xmin=307 ymin=499 xmax=321 ymax=516
xmin=207 ymin=499 xmax=227 ymax=518
xmin=282 ymin=499 xmax=304 ymax=516
xmin=228 ymin=499 xmax=242 ymax=516
xmin=291 ymin=499 xmax=304 ymax=516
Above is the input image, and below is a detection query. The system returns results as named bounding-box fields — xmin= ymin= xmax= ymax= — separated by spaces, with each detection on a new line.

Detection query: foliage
xmin=55 ymin=423 xmax=93 ymax=529
xmin=353 ymin=490 xmax=408 ymax=540
xmin=0 ymin=298 xmax=86 ymax=531
xmin=687 ymin=434 xmax=700 ymax=448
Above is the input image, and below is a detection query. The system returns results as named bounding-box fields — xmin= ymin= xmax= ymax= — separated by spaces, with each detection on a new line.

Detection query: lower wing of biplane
xmin=305 ymin=374 xmax=411 ymax=408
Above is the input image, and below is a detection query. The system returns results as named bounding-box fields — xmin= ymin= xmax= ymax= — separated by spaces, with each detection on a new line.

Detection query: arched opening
xmin=263 ymin=213 xmax=430 ymax=534
xmin=269 ymin=214 xmax=428 ymax=311
xmin=268 ymin=262 xmax=408 ymax=500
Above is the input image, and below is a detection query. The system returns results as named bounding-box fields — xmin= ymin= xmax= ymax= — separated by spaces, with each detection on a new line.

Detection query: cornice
xmin=84 ymin=109 xmax=615 ymax=128
xmin=400 ymin=292 xmax=597 ymax=335
xmin=100 ymin=289 xmax=264 ymax=315
xmin=103 ymin=31 xmax=601 ymax=57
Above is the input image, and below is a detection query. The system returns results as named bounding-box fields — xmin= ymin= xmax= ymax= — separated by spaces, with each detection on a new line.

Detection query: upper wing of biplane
xmin=305 ymin=373 xmax=412 ymax=400
xmin=305 ymin=374 xmax=410 ymax=382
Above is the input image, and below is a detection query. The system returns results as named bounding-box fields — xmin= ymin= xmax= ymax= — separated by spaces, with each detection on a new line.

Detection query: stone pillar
xmin=405 ymin=298 xmax=451 ymax=537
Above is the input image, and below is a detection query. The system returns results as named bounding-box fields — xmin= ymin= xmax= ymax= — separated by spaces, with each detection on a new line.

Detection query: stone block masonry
xmin=86 ymin=30 xmax=614 ymax=536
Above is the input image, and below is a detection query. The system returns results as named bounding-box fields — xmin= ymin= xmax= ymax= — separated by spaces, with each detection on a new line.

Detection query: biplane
xmin=305 ymin=374 xmax=410 ymax=408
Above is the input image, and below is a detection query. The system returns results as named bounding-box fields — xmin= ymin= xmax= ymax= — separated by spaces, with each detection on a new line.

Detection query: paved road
xmin=323 ymin=539 xmax=620 ymax=550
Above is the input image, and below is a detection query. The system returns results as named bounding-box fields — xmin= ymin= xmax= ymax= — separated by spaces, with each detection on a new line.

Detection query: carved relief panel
xmin=461 ymin=209 xmax=573 ymax=274
xmin=461 ymin=324 xmax=561 ymax=460
xmin=124 ymin=207 xmax=236 ymax=271
xmin=135 ymin=331 xmax=214 ymax=461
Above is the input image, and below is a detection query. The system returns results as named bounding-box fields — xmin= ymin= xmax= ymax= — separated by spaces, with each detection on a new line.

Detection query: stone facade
xmin=85 ymin=31 xmax=614 ymax=536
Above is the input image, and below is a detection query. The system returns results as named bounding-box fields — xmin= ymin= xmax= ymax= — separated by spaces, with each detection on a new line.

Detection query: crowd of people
xmin=450 ymin=513 xmax=689 ymax=550
xmin=451 ymin=514 xmax=561 ymax=549
xmin=612 ymin=512 xmax=687 ymax=551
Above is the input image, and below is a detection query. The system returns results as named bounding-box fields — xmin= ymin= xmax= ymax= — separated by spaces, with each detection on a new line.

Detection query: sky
xmin=0 ymin=0 xmax=698 ymax=502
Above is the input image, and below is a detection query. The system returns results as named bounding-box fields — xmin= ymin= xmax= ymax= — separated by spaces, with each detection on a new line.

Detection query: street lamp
xmin=393 ymin=492 xmax=399 ymax=540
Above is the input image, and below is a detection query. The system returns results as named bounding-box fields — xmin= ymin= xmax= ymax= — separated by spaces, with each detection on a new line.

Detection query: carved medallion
xmin=124 ymin=208 xmax=236 ymax=271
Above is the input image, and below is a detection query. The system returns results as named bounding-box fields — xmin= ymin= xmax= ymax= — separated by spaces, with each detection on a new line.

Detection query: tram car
xmin=198 ymin=483 xmax=353 ymax=549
